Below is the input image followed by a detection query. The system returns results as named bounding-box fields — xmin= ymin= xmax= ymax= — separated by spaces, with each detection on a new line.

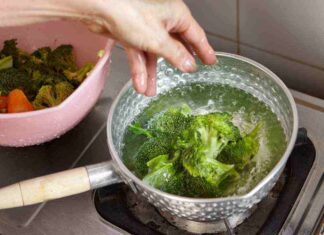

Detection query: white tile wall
xmin=184 ymin=0 xmax=324 ymax=98
xmin=241 ymin=46 xmax=324 ymax=98
xmin=207 ymin=34 xmax=238 ymax=53
xmin=240 ymin=0 xmax=324 ymax=69
xmin=185 ymin=0 xmax=237 ymax=40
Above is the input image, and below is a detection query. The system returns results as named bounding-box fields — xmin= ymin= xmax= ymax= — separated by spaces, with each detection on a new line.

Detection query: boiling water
xmin=122 ymin=83 xmax=287 ymax=196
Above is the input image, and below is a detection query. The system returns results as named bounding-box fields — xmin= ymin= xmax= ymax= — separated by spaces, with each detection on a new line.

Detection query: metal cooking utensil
xmin=0 ymin=53 xmax=298 ymax=222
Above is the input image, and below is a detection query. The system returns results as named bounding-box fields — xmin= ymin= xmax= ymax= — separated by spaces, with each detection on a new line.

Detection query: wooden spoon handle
xmin=0 ymin=167 xmax=90 ymax=209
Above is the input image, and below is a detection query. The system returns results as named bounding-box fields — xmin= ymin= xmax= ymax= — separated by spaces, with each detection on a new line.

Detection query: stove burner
xmin=94 ymin=129 xmax=315 ymax=235
xmin=158 ymin=207 xmax=255 ymax=234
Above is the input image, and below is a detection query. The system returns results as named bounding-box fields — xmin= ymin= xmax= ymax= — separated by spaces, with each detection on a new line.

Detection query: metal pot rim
xmin=106 ymin=52 xmax=298 ymax=203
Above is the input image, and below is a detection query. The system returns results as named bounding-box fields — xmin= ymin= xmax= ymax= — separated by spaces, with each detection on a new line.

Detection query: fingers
xmin=145 ymin=53 xmax=157 ymax=97
xmin=149 ymin=33 xmax=197 ymax=73
xmin=172 ymin=34 xmax=195 ymax=55
xmin=126 ymin=48 xmax=156 ymax=96
xmin=181 ymin=18 xmax=217 ymax=65
xmin=126 ymin=48 xmax=147 ymax=94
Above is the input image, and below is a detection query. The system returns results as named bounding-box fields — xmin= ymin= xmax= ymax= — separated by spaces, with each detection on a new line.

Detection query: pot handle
xmin=0 ymin=161 xmax=122 ymax=210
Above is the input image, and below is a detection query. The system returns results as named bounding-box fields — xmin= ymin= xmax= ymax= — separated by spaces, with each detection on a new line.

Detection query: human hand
xmin=1 ymin=0 xmax=217 ymax=96
xmin=79 ymin=0 xmax=217 ymax=96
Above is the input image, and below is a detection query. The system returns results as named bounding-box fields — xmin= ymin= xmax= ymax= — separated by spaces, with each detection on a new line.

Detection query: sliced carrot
xmin=7 ymin=89 xmax=33 ymax=113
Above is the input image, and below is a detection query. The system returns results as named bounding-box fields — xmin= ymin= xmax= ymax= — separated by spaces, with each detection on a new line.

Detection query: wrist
xmin=66 ymin=0 xmax=113 ymax=18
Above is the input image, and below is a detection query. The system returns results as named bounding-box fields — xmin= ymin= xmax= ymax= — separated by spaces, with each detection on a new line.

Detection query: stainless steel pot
xmin=0 ymin=53 xmax=298 ymax=222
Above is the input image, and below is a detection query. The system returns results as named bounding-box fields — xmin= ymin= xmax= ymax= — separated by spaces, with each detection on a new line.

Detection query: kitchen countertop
xmin=0 ymin=47 xmax=323 ymax=235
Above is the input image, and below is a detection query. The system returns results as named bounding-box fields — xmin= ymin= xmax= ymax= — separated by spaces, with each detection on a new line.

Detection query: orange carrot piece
xmin=7 ymin=89 xmax=33 ymax=113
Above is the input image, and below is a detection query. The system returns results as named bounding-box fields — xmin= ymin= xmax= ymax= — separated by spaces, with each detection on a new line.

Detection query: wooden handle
xmin=0 ymin=167 xmax=91 ymax=210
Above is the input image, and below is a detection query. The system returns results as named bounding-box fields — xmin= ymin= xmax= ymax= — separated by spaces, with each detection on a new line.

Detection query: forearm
xmin=0 ymin=0 xmax=99 ymax=27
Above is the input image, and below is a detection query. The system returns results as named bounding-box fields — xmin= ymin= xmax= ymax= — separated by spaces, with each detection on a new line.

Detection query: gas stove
xmin=0 ymin=47 xmax=323 ymax=235
xmin=94 ymin=130 xmax=315 ymax=235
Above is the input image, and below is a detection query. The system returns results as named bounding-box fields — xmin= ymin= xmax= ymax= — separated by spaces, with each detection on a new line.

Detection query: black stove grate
xmin=94 ymin=128 xmax=315 ymax=235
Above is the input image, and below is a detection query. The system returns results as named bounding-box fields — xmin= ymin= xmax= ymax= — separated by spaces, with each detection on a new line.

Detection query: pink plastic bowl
xmin=0 ymin=21 xmax=113 ymax=147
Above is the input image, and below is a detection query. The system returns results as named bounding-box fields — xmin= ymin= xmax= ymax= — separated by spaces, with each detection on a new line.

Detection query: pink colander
xmin=0 ymin=20 xmax=113 ymax=147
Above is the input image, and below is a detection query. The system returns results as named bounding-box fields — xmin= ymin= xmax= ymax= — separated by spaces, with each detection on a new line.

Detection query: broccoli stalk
xmin=0 ymin=56 xmax=13 ymax=71
xmin=128 ymin=122 xmax=153 ymax=138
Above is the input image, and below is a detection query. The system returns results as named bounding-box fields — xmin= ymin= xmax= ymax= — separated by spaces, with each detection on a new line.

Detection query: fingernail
xmin=134 ymin=73 xmax=146 ymax=93
xmin=208 ymin=48 xmax=218 ymax=64
xmin=145 ymin=89 xmax=156 ymax=97
xmin=182 ymin=58 xmax=196 ymax=72
xmin=144 ymin=76 xmax=156 ymax=97
xmin=208 ymin=49 xmax=215 ymax=55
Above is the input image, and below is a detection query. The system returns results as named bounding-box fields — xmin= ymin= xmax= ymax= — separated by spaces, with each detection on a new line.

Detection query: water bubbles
xmin=250 ymin=112 xmax=259 ymax=125
xmin=160 ymin=64 xmax=167 ymax=71
xmin=165 ymin=68 xmax=174 ymax=76
xmin=182 ymin=73 xmax=190 ymax=79
xmin=239 ymin=107 xmax=246 ymax=113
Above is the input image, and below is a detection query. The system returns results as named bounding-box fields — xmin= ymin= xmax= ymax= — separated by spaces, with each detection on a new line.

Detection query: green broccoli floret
xmin=1 ymin=39 xmax=30 ymax=68
xmin=55 ymin=82 xmax=74 ymax=104
xmin=32 ymin=47 xmax=52 ymax=64
xmin=63 ymin=63 xmax=94 ymax=85
xmin=1 ymin=41 xmax=49 ymax=78
xmin=126 ymin=106 xmax=262 ymax=197
xmin=183 ymin=174 xmax=219 ymax=197
xmin=133 ymin=137 xmax=170 ymax=177
xmin=176 ymin=113 xmax=240 ymax=159
xmin=32 ymin=68 xmax=67 ymax=85
xmin=0 ymin=68 xmax=33 ymax=97
xmin=48 ymin=45 xmax=78 ymax=72
xmin=32 ymin=81 xmax=74 ymax=109
xmin=30 ymin=70 xmax=50 ymax=90
xmin=143 ymin=154 xmax=186 ymax=195
xmin=1 ymin=39 xmax=18 ymax=56
xmin=129 ymin=104 xmax=192 ymax=140
xmin=218 ymin=123 xmax=261 ymax=170
xmin=143 ymin=155 xmax=176 ymax=189
xmin=148 ymin=104 xmax=192 ymax=137
xmin=54 ymin=81 xmax=74 ymax=103
xmin=0 ymin=56 xmax=13 ymax=71
xmin=184 ymin=156 xmax=239 ymax=191
xmin=28 ymin=70 xmax=67 ymax=99
xmin=128 ymin=105 xmax=193 ymax=177
xmin=32 ymin=85 xmax=56 ymax=109
xmin=172 ymin=112 xmax=240 ymax=192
